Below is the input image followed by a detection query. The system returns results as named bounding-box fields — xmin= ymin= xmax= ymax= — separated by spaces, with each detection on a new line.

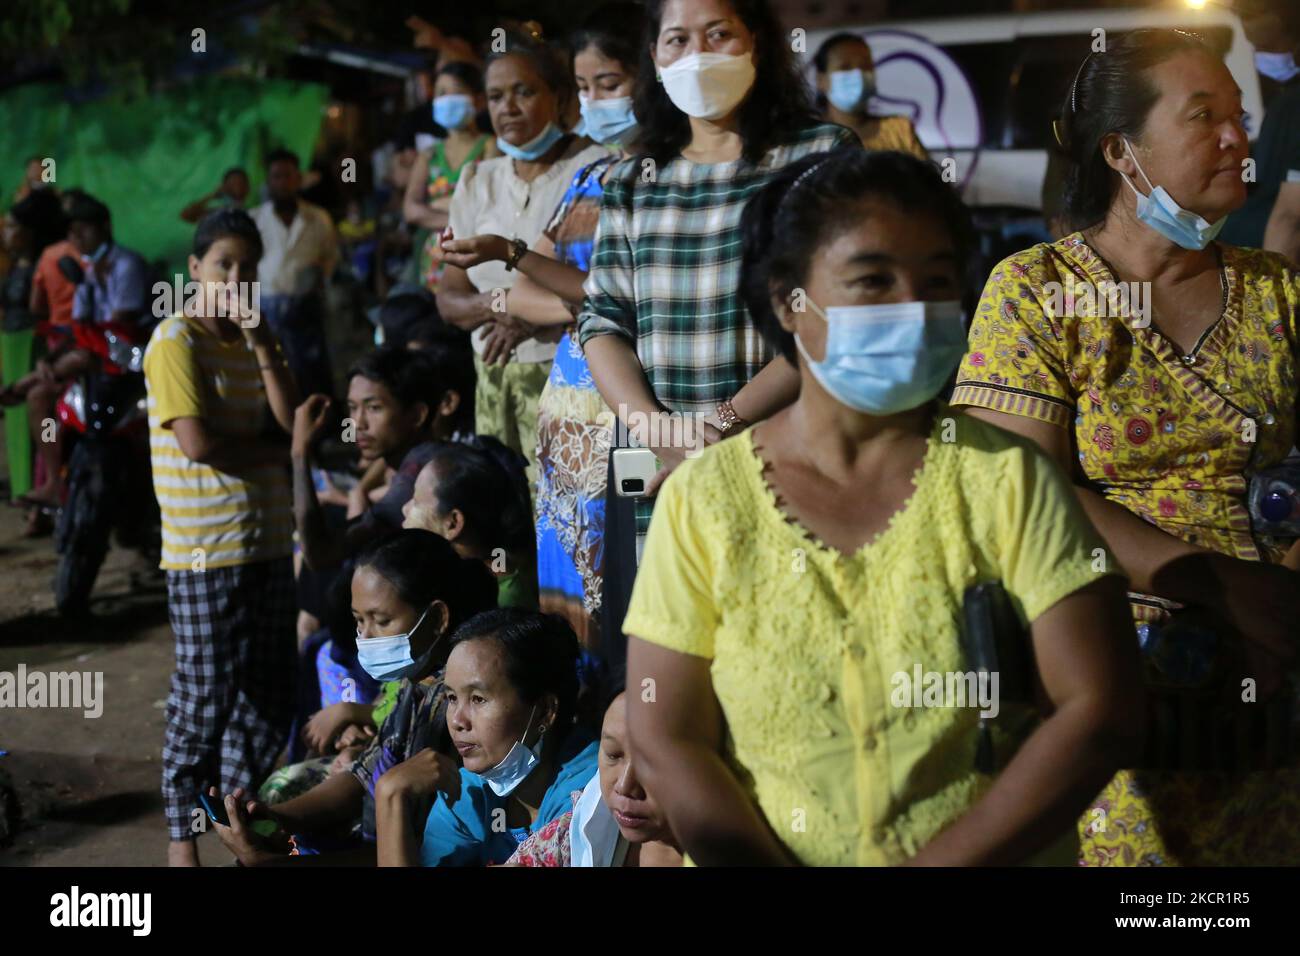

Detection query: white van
xmin=804 ymin=6 xmax=1264 ymax=215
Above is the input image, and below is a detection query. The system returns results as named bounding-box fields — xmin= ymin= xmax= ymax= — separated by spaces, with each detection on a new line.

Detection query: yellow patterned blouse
xmin=952 ymin=235 xmax=1300 ymax=597
xmin=624 ymin=410 xmax=1116 ymax=866
xmin=859 ymin=115 xmax=929 ymax=159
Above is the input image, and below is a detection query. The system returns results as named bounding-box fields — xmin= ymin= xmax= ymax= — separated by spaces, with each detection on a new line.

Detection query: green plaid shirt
xmin=577 ymin=122 xmax=856 ymax=530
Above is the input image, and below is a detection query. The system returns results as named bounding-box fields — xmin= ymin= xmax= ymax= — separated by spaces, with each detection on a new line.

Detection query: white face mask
xmin=478 ymin=706 xmax=543 ymax=797
xmin=659 ymin=51 xmax=756 ymax=120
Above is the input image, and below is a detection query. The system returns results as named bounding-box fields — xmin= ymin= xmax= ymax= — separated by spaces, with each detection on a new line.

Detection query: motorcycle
xmin=51 ymin=256 xmax=159 ymax=616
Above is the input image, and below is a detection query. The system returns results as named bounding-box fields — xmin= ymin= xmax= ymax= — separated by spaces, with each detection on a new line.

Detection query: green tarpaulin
xmin=0 ymin=75 xmax=328 ymax=280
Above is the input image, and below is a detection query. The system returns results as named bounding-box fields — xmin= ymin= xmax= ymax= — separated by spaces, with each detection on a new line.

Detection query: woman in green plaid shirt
xmin=577 ymin=0 xmax=857 ymax=539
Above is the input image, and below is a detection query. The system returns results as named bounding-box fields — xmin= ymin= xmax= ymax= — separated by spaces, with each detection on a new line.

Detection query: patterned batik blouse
xmin=951 ymin=234 xmax=1299 ymax=622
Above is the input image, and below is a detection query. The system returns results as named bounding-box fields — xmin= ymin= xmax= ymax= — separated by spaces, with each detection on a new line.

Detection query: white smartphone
xmin=612 ymin=447 xmax=660 ymax=498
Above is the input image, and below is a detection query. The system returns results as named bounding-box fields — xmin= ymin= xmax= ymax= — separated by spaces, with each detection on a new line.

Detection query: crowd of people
xmin=2 ymin=0 xmax=1300 ymax=867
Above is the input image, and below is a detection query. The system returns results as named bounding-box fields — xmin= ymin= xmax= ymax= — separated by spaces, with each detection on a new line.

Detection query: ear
xmin=443 ymin=507 xmax=466 ymax=541
xmin=770 ymin=282 xmax=797 ymax=335
xmin=815 ymin=71 xmax=829 ymax=93
xmin=428 ymin=599 xmax=450 ymax=637
xmin=187 ymin=254 xmax=201 ymax=283
xmin=539 ymin=692 xmax=560 ymax=736
xmin=410 ymin=400 xmax=432 ymax=433
xmin=1098 ymin=131 xmax=1136 ymax=180
xmin=437 ymin=390 xmax=461 ymax=419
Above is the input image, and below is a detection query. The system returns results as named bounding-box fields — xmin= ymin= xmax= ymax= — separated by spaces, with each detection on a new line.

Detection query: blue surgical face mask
xmin=433 ymin=94 xmax=476 ymax=131
xmin=1255 ymin=50 xmax=1300 ymax=84
xmin=1122 ymin=139 xmax=1226 ymax=250
xmin=479 ymin=706 xmax=542 ymax=797
xmin=795 ymin=298 xmax=967 ymax=415
xmin=577 ymin=94 xmax=639 ymax=145
xmin=496 ymin=121 xmax=565 ymax=161
xmin=827 ymin=69 xmax=875 ymax=113
xmin=355 ymin=605 xmax=439 ymax=682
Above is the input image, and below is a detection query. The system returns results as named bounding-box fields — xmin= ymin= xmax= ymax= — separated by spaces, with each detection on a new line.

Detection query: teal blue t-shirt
xmin=419 ymin=732 xmax=597 ymax=867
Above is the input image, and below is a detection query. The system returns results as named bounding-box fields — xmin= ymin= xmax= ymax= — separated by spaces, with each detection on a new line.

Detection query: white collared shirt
xmin=448 ymin=137 xmax=609 ymax=364
xmin=250 ymin=199 xmax=338 ymax=297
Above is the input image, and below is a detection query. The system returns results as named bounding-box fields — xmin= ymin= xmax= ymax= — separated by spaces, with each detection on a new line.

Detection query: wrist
xmin=714 ymin=398 xmax=750 ymax=438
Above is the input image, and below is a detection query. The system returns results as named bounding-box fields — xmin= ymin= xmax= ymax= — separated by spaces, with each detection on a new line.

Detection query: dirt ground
xmin=0 ymin=479 xmax=182 ymax=867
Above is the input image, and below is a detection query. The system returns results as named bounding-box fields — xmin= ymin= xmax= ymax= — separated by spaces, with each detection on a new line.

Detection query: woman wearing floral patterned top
xmin=951 ymin=29 xmax=1300 ymax=866
xmin=403 ymin=62 xmax=496 ymax=293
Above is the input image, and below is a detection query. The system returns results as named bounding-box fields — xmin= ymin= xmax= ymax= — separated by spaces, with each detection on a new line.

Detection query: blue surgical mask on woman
xmin=795 ymin=298 xmax=967 ymax=415
xmin=356 ymin=605 xmax=439 ymax=682
xmin=1255 ymin=50 xmax=1300 ymax=84
xmin=1121 ymin=139 xmax=1226 ymax=250
xmin=577 ymin=94 xmax=639 ymax=145
xmin=827 ymin=69 xmax=875 ymax=113
xmin=479 ymin=706 xmax=543 ymax=796
xmin=497 ymin=121 xmax=565 ymax=161
xmin=433 ymin=94 xmax=476 ymax=131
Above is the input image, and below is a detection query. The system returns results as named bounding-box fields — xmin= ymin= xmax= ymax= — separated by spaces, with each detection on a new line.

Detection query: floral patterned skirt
xmin=534 ymin=332 xmax=615 ymax=652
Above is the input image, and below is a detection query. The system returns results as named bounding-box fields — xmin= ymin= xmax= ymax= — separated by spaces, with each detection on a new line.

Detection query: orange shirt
xmin=32 ymin=239 xmax=78 ymax=336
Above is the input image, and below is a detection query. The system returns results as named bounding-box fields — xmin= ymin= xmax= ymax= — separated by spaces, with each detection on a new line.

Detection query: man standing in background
xmin=250 ymin=148 xmax=339 ymax=398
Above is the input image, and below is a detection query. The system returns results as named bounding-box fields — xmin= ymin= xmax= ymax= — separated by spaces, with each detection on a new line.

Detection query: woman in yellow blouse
xmin=623 ymin=147 xmax=1143 ymax=866
xmin=812 ymin=33 xmax=928 ymax=158
xmin=952 ymin=29 xmax=1300 ymax=865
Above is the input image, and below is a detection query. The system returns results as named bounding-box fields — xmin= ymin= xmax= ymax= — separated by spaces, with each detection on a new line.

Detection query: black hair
xmin=352 ymin=528 xmax=498 ymax=630
xmin=64 ymin=191 xmax=110 ymax=226
xmin=484 ymin=31 xmax=577 ymax=125
xmin=437 ymin=60 xmax=485 ymax=94
xmin=192 ymin=208 xmax=264 ymax=260
xmin=424 ymin=436 xmax=533 ymax=557
xmin=449 ymin=608 xmax=581 ymax=737
xmin=221 ymin=167 xmax=249 ymax=182
xmin=346 ymin=346 xmax=445 ymax=423
xmin=570 ymin=3 xmax=642 ymax=75
xmin=811 ymin=32 xmax=869 ymax=74
xmin=409 ymin=331 xmax=475 ymax=435
xmin=265 ymin=147 xmax=300 ymax=169
xmin=1056 ymin=29 xmax=1213 ymax=231
xmin=635 ymin=0 xmax=820 ymax=166
xmin=739 ymin=147 xmax=975 ymax=364
xmin=9 ymin=188 xmax=66 ymax=254
xmin=379 ymin=289 xmax=439 ymax=344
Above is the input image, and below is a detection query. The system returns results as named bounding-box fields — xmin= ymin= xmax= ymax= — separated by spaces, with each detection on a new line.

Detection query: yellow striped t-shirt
xmin=143 ymin=314 xmax=293 ymax=570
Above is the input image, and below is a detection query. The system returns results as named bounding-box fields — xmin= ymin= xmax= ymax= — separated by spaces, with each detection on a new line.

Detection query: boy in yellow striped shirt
xmin=143 ymin=209 xmax=300 ymax=866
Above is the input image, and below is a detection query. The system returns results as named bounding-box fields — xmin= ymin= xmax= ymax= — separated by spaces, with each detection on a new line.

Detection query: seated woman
xmin=623 ymin=147 xmax=1145 ymax=866
xmin=375 ymin=607 xmax=598 ymax=866
xmin=402 ymin=437 xmax=538 ymax=609
xmin=951 ymin=29 xmax=1300 ymax=865
xmin=506 ymin=686 xmax=682 ymax=867
xmin=209 ymin=529 xmax=498 ymax=865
